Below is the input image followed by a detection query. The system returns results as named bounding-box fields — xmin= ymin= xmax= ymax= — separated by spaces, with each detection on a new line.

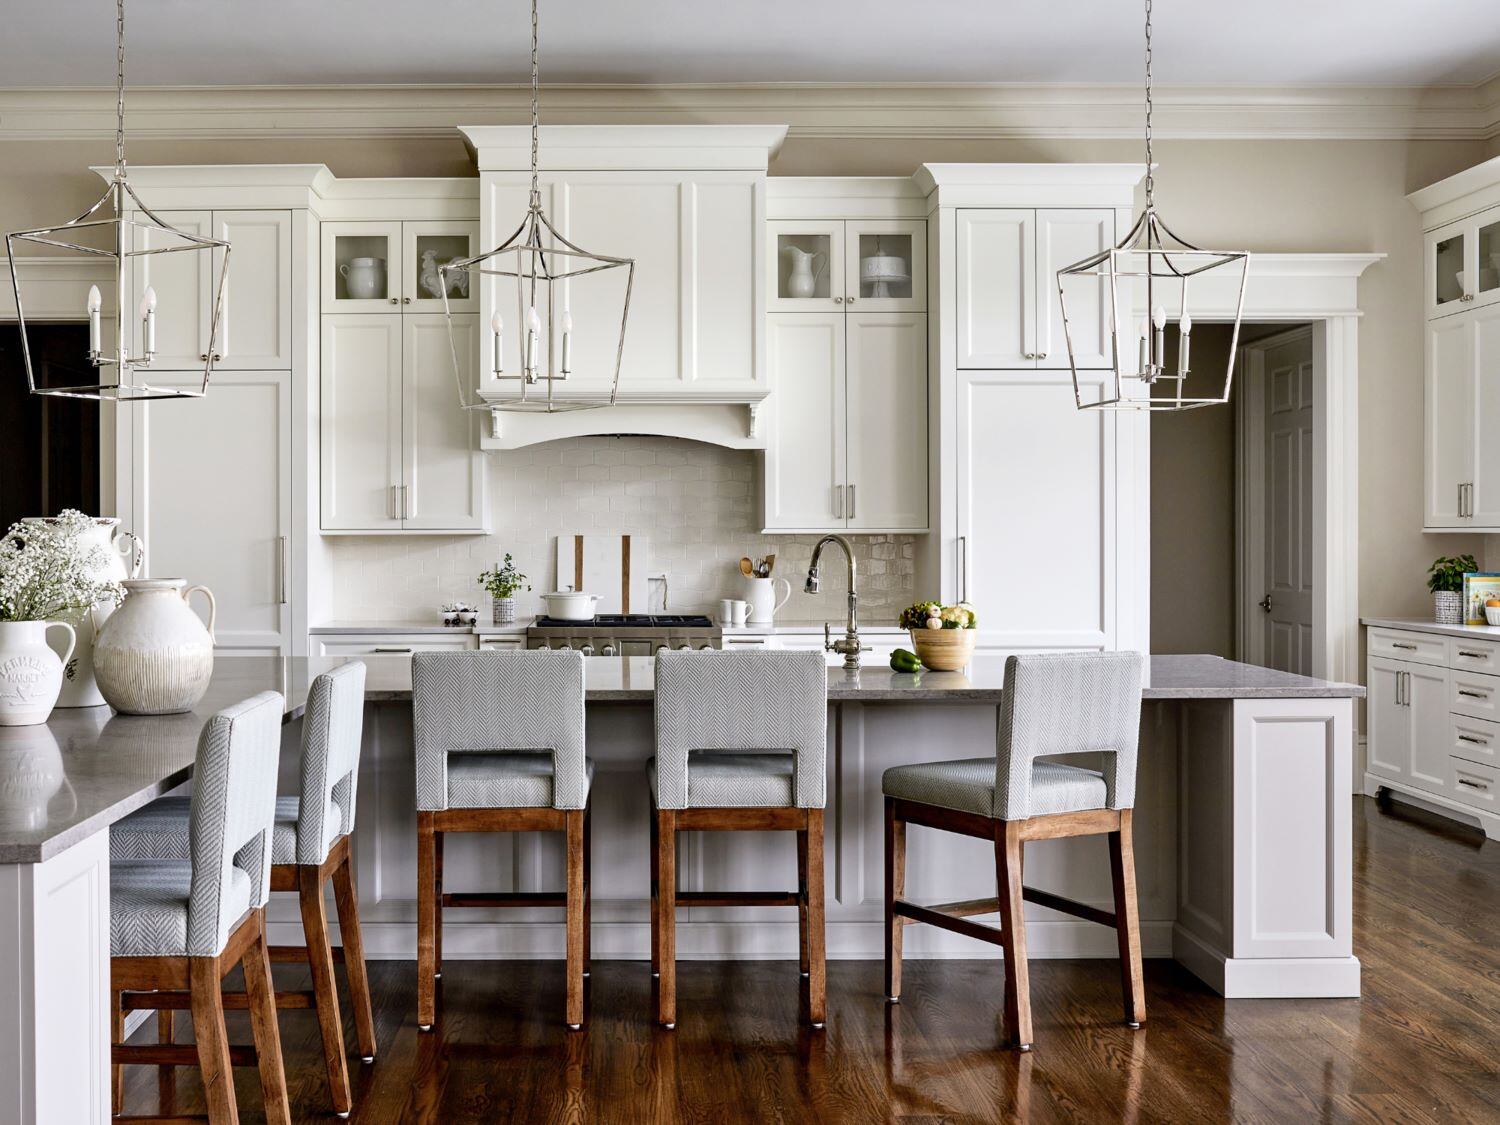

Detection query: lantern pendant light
xmin=442 ymin=0 xmax=635 ymax=415
xmin=5 ymin=0 xmax=230 ymax=402
xmin=1056 ymin=0 xmax=1249 ymax=412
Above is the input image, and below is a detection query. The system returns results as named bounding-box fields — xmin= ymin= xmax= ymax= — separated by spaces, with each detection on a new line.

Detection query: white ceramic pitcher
xmin=93 ymin=579 xmax=216 ymax=715
xmin=782 ymin=246 xmax=827 ymax=299
xmin=744 ymin=576 xmax=792 ymax=626
xmin=0 ymin=620 xmax=77 ymax=726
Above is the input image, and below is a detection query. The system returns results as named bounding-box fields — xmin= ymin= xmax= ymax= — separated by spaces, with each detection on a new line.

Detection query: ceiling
xmin=1 ymin=0 xmax=1497 ymax=89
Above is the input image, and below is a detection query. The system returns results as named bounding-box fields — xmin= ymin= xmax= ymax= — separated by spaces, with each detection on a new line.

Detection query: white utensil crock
xmin=22 ymin=516 xmax=144 ymax=708
xmin=339 ymin=256 xmax=386 ymax=300
xmin=744 ymin=577 xmax=791 ymax=625
xmin=0 ymin=621 xmax=76 ymax=726
xmin=540 ymin=591 xmax=602 ymax=621
xmin=93 ymin=579 xmax=216 ymax=715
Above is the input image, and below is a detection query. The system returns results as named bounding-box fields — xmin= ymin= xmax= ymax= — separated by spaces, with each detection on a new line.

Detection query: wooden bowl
xmin=909 ymin=628 xmax=976 ymax=671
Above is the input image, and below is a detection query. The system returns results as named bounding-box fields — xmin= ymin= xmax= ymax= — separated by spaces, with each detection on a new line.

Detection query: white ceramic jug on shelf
xmin=93 ymin=579 xmax=216 ymax=715
xmin=22 ymin=516 xmax=144 ymax=708
xmin=0 ymin=620 xmax=76 ymax=727
xmin=782 ymin=246 xmax=827 ymax=300
xmin=744 ymin=576 xmax=792 ymax=626
xmin=339 ymin=256 xmax=386 ymax=300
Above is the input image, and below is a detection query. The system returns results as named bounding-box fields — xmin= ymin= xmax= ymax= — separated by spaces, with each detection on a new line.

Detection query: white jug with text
xmin=744 ymin=576 xmax=791 ymax=626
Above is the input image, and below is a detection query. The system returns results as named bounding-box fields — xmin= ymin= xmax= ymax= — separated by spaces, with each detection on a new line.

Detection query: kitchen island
xmin=1 ymin=653 xmax=1361 ymax=1124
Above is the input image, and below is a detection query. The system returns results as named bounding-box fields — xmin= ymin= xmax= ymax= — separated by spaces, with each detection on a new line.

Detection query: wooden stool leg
xmin=649 ymin=796 xmax=660 ymax=978
xmin=417 ymin=812 xmax=438 ymax=1029
xmin=331 ymin=848 xmax=378 ymax=1062
xmin=583 ymin=805 xmax=592 ymax=977
xmin=797 ymin=825 xmax=810 ymax=977
xmin=433 ymin=828 xmax=445 ymax=978
xmin=565 ymin=808 xmax=586 ymax=1029
xmin=189 ymin=955 xmax=239 ymax=1125
xmin=884 ymin=797 xmax=906 ymax=1002
xmin=299 ymin=865 xmax=352 ymax=1114
xmin=995 ymin=820 xmax=1033 ymax=1050
xmin=805 ymin=809 xmax=826 ymax=1028
xmin=1109 ymin=809 xmax=1147 ymax=1028
xmin=157 ymin=1008 xmax=176 ymax=1113
xmin=111 ymin=989 xmax=124 ymax=1115
xmin=656 ymin=809 xmax=677 ymax=1028
xmin=243 ymin=915 xmax=292 ymax=1125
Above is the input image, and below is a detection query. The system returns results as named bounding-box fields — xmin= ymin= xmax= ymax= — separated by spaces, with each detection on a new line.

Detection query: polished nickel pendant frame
xmin=1056 ymin=0 xmax=1248 ymax=413
xmin=5 ymin=0 xmax=230 ymax=402
xmin=441 ymin=0 xmax=635 ymax=415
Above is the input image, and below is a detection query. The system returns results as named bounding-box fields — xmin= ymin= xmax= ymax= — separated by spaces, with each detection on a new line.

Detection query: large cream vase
xmin=93 ymin=579 xmax=216 ymax=715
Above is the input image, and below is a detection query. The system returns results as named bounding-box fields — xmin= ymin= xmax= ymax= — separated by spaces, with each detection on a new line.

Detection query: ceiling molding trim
xmin=0 ymin=82 xmax=1496 ymax=143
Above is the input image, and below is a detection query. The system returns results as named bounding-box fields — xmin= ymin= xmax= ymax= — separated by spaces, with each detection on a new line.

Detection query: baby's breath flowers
xmin=0 ymin=510 xmax=124 ymax=622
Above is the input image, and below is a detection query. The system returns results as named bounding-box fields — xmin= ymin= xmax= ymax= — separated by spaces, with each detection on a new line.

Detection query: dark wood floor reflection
xmin=123 ymin=797 xmax=1500 ymax=1123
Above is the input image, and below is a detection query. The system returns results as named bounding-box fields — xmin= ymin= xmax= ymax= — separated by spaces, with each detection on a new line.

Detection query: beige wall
xmin=1 ymin=129 xmax=1492 ymax=635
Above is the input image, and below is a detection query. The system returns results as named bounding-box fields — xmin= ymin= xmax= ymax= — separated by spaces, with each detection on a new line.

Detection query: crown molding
xmin=0 ymin=81 xmax=1495 ymax=143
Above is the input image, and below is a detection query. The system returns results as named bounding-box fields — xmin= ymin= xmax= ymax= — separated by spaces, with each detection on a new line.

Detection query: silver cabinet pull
xmin=1459 ymin=650 xmax=1490 ymax=660
xmin=833 ymin=484 xmax=844 ymax=520
xmin=1457 ymin=776 xmax=1490 ymax=790
xmin=1458 ymin=689 xmax=1489 ymax=699
xmin=958 ymin=535 xmax=968 ymax=603
xmin=848 ymin=483 xmax=856 ymax=520
xmin=1458 ymin=734 xmax=1490 ymax=745
xmin=1394 ymin=671 xmax=1402 ymax=706
xmin=373 ymin=645 xmax=412 ymax=653
xmin=277 ymin=535 xmax=288 ymax=605
xmin=1400 ymin=670 xmax=1408 ymax=706
xmin=1391 ymin=642 xmax=1417 ymax=651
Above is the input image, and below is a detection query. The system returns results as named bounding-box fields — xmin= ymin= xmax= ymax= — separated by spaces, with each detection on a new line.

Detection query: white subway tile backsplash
xmin=327 ymin=435 xmax=917 ymax=625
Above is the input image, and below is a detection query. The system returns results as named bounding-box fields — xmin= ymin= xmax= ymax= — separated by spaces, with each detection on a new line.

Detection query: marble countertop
xmin=1363 ymin=616 xmax=1500 ymax=640
xmin=1 ymin=653 xmax=1360 ymax=864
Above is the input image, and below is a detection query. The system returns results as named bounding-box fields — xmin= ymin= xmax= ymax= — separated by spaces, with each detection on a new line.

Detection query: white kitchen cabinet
xmin=956 ymin=208 xmax=1114 ymax=371
xmin=131 ymin=369 xmax=292 ymax=654
xmin=955 ymin=369 xmax=1115 ymax=652
xmin=762 ymin=310 xmax=926 ymax=533
xmin=1366 ymin=653 xmax=1451 ymax=798
xmin=1423 ymin=303 xmax=1500 ymax=530
xmin=131 ymin=209 xmax=291 ymax=370
xmin=1424 ymin=212 xmax=1500 ymax=319
xmin=313 ymin=632 xmax=477 ymax=657
xmin=322 ymin=220 xmax=478 ymax=314
xmin=768 ymin=219 xmax=925 ymax=313
xmin=320 ymin=313 xmax=485 ymax=533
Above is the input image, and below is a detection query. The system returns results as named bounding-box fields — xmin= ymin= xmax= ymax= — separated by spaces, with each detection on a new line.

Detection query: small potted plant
xmin=898 ymin=600 xmax=978 ymax=671
xmin=479 ymin=554 xmax=530 ymax=626
xmin=1427 ymin=554 xmax=1477 ymax=625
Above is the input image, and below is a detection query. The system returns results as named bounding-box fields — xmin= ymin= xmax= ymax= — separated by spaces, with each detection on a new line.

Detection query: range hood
xmin=462 ymin=125 xmax=788 ymax=452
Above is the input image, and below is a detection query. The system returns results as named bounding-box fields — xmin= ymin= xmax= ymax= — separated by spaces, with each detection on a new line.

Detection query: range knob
xmin=580 ymin=644 xmax=595 ymax=656
xmin=677 ymin=644 xmax=692 ymax=651
xmin=601 ymin=644 xmax=617 ymax=656
xmin=699 ymin=644 xmax=714 ymax=651
xmin=557 ymin=643 xmax=572 ymax=651
xmin=655 ymin=644 xmax=669 ymax=654
xmin=535 ymin=642 xmax=550 ymax=650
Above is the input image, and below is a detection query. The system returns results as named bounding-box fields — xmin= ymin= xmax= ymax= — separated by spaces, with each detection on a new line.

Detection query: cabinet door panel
xmin=321 ymin=315 xmax=403 ymax=530
xmin=213 ymin=210 xmax=291 ymax=369
xmin=763 ymin=313 xmax=845 ymax=530
xmin=845 ymin=312 xmax=926 ymax=531
xmin=956 ymin=370 xmax=1113 ymax=650
xmin=1408 ymin=663 xmax=1452 ymax=795
xmin=1038 ymin=209 xmax=1114 ymax=369
xmin=1425 ymin=315 xmax=1473 ymax=527
xmin=403 ymin=221 xmax=479 ymax=313
xmin=956 ymin=210 xmax=1034 ymax=369
xmin=768 ymin=220 xmax=845 ymax=311
xmin=1425 ymin=219 xmax=1471 ymax=319
xmin=133 ymin=370 xmax=290 ymax=653
xmin=1364 ymin=657 xmax=1409 ymax=783
xmin=844 ymin=219 xmax=925 ymax=313
xmin=403 ymin=314 xmax=486 ymax=531
xmin=1469 ymin=305 xmax=1500 ymax=525
xmin=322 ymin=221 xmax=402 ymax=313
xmin=691 ymin=180 xmax=761 ymax=386
xmin=131 ymin=209 xmax=211 ymax=370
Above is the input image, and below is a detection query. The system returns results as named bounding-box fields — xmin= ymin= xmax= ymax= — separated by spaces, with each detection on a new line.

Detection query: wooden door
xmin=845 ymin=311 xmax=926 ymax=531
xmin=402 ymin=313 xmax=486 ymax=531
xmin=1037 ymin=208 xmax=1115 ymax=369
xmin=1425 ymin=314 xmax=1474 ymax=528
xmin=763 ymin=313 xmax=845 ymax=531
xmin=320 ymin=314 xmax=403 ymax=531
xmin=955 ymin=210 xmax=1034 ymax=369
xmin=212 ymin=210 xmax=291 ymax=370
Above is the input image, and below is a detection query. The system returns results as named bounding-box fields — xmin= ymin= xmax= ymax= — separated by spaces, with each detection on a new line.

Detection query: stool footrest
xmin=675 ymin=891 xmax=800 ymax=908
xmin=111 ymin=1114 xmax=211 ymax=1123
xmin=443 ymin=891 xmax=568 ymax=909
xmin=893 ymin=899 xmax=1004 ymax=946
xmin=121 ymin=988 xmax=317 ymax=1011
xmin=114 ymin=1043 xmax=257 ymax=1068
xmin=267 ymin=943 xmax=345 ymax=964
xmin=1022 ymin=886 xmax=1117 ymax=929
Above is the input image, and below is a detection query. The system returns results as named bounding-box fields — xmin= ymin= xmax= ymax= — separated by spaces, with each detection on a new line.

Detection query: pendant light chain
xmin=114 ymin=0 xmax=127 ymax=178
xmin=1142 ymin=0 xmax=1154 ymax=209
xmin=529 ymin=0 xmax=540 ymax=211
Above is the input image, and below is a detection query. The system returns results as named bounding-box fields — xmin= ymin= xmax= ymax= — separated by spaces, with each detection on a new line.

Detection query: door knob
xmin=1258 ymin=594 xmax=1272 ymax=613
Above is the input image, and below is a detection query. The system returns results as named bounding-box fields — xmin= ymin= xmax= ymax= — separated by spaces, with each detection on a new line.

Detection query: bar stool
xmin=881 ymin=651 xmax=1146 ymax=1051
xmin=109 ymin=691 xmax=290 ymax=1124
xmin=412 ymin=649 xmax=592 ymax=1030
xmin=650 ymin=649 xmax=828 ymax=1029
xmin=111 ymin=662 xmax=375 ymax=1116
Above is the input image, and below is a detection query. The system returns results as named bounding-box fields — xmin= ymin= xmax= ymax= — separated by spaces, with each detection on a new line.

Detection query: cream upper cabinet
xmin=768 ymin=219 xmax=925 ymax=314
xmin=763 ymin=312 xmax=846 ymax=529
xmin=131 ymin=369 xmax=292 ymax=654
xmin=402 ymin=314 xmax=485 ymax=531
xmin=845 ymin=311 xmax=927 ymax=530
xmin=1425 ymin=213 xmax=1500 ymax=319
xmin=321 ymin=315 xmax=404 ymax=531
xmin=402 ymin=222 xmax=479 ymax=313
xmin=131 ymin=210 xmax=213 ymax=370
xmin=323 ymin=221 xmax=403 ymax=312
xmin=768 ymin=220 xmax=845 ymax=312
xmin=957 ymin=208 xmax=1115 ymax=370
xmin=1469 ymin=305 xmax=1500 ymax=526
xmin=1424 ymin=303 xmax=1500 ymax=530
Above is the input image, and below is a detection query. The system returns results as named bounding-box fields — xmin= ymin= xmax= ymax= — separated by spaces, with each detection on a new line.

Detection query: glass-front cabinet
xmin=768 ymin=219 xmax=925 ymax=312
xmin=1427 ymin=213 xmax=1500 ymax=318
xmin=322 ymin=221 xmax=479 ymax=313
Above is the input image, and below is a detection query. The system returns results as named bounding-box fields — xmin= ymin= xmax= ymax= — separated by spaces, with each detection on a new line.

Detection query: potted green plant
xmin=479 ymin=554 xmax=530 ymax=626
xmin=1427 ymin=554 xmax=1477 ymax=625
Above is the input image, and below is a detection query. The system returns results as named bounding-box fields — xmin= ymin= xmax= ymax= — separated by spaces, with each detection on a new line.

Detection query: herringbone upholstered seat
xmin=882 ymin=758 xmax=1108 ymax=819
xmin=647 ymin=751 xmax=795 ymax=808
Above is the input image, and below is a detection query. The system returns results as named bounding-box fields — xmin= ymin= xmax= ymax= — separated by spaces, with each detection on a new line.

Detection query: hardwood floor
xmin=122 ymin=797 xmax=1500 ymax=1123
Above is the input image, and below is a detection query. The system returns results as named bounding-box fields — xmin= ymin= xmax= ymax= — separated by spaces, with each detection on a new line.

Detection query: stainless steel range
xmin=526 ymin=614 xmax=721 ymax=657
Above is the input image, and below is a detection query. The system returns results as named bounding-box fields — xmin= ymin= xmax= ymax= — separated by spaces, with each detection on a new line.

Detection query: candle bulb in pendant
xmin=491 ymin=310 xmax=504 ymax=374
xmin=560 ymin=308 xmax=573 ymax=376
xmin=1178 ymin=312 xmax=1192 ymax=376
xmin=525 ymin=305 xmax=541 ymax=378
xmin=86 ymin=285 xmax=102 ymax=357
xmin=1152 ymin=304 xmax=1166 ymax=374
xmin=141 ymin=286 xmax=158 ymax=357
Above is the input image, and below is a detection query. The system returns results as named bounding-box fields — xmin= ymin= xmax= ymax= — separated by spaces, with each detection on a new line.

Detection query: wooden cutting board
xmin=554 ymin=535 xmax=651 ymax=615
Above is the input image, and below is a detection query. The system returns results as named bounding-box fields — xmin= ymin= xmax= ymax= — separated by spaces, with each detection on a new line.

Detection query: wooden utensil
xmin=740 ymin=557 xmax=756 ymax=577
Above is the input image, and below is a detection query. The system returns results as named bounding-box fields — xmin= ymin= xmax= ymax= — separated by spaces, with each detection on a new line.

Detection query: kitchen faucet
xmin=806 ymin=533 xmax=866 ymax=671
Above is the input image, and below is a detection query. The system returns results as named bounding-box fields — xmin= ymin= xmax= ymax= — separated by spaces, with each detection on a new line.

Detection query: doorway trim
xmin=1170 ymin=252 xmax=1381 ymax=689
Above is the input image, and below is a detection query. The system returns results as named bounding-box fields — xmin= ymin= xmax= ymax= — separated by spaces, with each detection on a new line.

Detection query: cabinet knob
xmin=389 ymin=297 xmax=399 ymax=304
xmin=846 ymin=297 xmax=856 ymax=304
xmin=834 ymin=296 xmax=844 ymax=304
xmin=1036 ymin=352 xmax=1048 ymax=360
xmin=403 ymin=297 xmax=412 ymax=304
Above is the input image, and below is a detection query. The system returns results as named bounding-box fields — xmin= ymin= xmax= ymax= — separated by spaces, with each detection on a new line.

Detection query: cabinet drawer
xmin=314 ymin=632 xmax=477 ymax=656
xmin=1367 ymin=628 xmax=1448 ymax=667
xmin=1450 ymin=668 xmax=1500 ymax=720
xmin=1450 ymin=713 xmax=1500 ymax=764
xmin=1450 ymin=756 xmax=1500 ymax=814
xmin=1449 ymin=635 xmax=1500 ymax=672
